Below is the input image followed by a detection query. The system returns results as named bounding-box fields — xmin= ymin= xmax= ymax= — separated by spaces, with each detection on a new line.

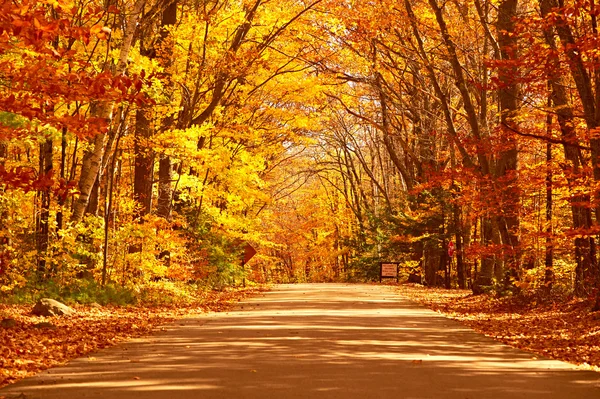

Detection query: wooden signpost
xmin=380 ymin=262 xmax=400 ymax=282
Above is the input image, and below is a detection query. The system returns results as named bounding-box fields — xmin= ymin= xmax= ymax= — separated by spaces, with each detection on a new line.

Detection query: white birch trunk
xmin=71 ymin=0 xmax=146 ymax=223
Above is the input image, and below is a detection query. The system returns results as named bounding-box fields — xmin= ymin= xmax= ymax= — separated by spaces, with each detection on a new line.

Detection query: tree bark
xmin=473 ymin=216 xmax=496 ymax=293
xmin=157 ymin=155 xmax=173 ymax=219
xmin=56 ymin=127 xmax=67 ymax=230
xmin=495 ymin=0 xmax=521 ymax=285
xmin=540 ymin=0 xmax=597 ymax=295
xmin=403 ymin=0 xmax=475 ymax=170
xmin=0 ymin=141 xmax=6 ymax=163
xmin=544 ymin=102 xmax=554 ymax=289
xmin=189 ymin=0 xmax=262 ymax=132
xmin=133 ymin=107 xmax=154 ymax=217
xmin=154 ymin=1 xmax=178 ymax=220
xmin=70 ymin=0 xmax=146 ymax=224
xmin=428 ymin=0 xmax=490 ymax=175
xmin=36 ymin=138 xmax=53 ymax=275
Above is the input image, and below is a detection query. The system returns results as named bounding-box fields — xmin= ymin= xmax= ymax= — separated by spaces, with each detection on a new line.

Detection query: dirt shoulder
xmin=396 ymin=284 xmax=600 ymax=372
xmin=0 ymin=287 xmax=262 ymax=388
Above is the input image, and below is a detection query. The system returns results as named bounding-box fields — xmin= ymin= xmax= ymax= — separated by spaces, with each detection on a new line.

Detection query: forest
xmin=1 ymin=0 xmax=600 ymax=304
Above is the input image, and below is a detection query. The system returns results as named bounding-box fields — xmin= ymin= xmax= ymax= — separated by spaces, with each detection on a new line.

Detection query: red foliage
xmin=0 ymin=1 xmax=152 ymax=192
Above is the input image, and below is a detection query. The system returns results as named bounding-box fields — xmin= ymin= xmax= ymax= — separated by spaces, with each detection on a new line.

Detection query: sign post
xmin=380 ymin=262 xmax=400 ymax=283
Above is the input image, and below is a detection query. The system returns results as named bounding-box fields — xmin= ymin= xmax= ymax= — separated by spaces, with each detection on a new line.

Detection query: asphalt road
xmin=2 ymin=283 xmax=599 ymax=398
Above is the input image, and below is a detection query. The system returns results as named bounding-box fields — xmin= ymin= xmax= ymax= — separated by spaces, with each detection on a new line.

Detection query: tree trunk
xmin=428 ymin=0 xmax=490 ymax=174
xmin=70 ymin=0 xmax=146 ymax=224
xmin=0 ymin=141 xmax=6 ymax=163
xmin=408 ymin=240 xmax=424 ymax=283
xmin=453 ymin=195 xmax=466 ymax=288
xmin=156 ymin=1 xmax=178 ymax=220
xmin=133 ymin=108 xmax=154 ymax=217
xmin=189 ymin=0 xmax=261 ymax=132
xmin=424 ymin=242 xmax=441 ymax=286
xmin=85 ymin=171 xmax=101 ymax=216
xmin=474 ymin=216 xmax=495 ymax=293
xmin=455 ymin=230 xmax=465 ymax=289
xmin=36 ymin=138 xmax=53 ymax=275
xmin=56 ymin=127 xmax=67 ymax=230
xmin=133 ymin=1 xmax=179 ymax=219
xmin=544 ymin=102 xmax=554 ymax=289
xmin=540 ymin=0 xmax=597 ymax=294
xmin=157 ymin=155 xmax=173 ymax=220
xmin=404 ymin=0 xmax=475 ymax=170
xmin=72 ymin=130 xmax=104 ymax=222
xmin=103 ymin=138 xmax=122 ymax=286
xmin=495 ymin=0 xmax=521 ymax=283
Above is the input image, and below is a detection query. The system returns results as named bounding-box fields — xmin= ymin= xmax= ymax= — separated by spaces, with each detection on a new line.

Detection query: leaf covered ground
xmin=0 ymin=287 xmax=261 ymax=388
xmin=397 ymin=284 xmax=600 ymax=372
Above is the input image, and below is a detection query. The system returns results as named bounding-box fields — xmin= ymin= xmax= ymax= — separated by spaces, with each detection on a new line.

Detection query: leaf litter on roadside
xmin=397 ymin=284 xmax=600 ymax=372
xmin=0 ymin=287 xmax=262 ymax=388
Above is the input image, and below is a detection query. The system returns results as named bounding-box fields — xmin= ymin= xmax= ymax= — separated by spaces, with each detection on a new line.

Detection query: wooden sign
xmin=241 ymin=243 xmax=257 ymax=288
xmin=243 ymin=244 xmax=257 ymax=264
xmin=380 ymin=262 xmax=399 ymax=282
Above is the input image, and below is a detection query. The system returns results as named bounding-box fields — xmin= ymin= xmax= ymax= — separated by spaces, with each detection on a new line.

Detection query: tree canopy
xmin=1 ymin=0 xmax=600 ymax=301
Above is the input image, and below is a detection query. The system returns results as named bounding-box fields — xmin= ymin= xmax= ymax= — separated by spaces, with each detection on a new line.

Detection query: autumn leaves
xmin=0 ymin=0 xmax=338 ymax=292
xmin=2 ymin=0 xmax=600 ymax=295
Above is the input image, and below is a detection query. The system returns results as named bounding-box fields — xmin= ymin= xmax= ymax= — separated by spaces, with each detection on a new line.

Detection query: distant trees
xmin=295 ymin=0 xmax=600 ymax=296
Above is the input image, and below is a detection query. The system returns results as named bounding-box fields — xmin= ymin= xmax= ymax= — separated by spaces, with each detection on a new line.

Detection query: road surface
xmin=1 ymin=283 xmax=599 ymax=398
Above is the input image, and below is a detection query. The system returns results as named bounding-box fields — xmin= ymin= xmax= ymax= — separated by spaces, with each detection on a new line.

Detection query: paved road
xmin=2 ymin=284 xmax=599 ymax=398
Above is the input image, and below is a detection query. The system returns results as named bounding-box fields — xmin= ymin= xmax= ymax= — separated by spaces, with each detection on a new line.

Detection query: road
xmin=1 ymin=283 xmax=599 ymax=398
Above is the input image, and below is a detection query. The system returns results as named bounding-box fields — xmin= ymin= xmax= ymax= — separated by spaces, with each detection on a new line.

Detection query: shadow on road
xmin=2 ymin=284 xmax=599 ymax=399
